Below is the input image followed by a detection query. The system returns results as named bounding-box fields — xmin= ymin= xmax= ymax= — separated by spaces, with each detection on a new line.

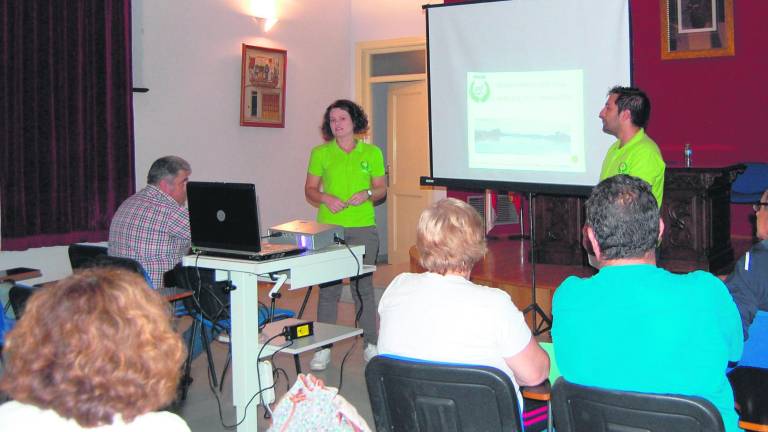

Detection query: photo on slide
xmin=467 ymin=70 xmax=585 ymax=173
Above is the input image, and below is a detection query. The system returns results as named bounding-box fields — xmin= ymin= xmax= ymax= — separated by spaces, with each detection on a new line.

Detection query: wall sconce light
xmin=250 ymin=0 xmax=278 ymax=31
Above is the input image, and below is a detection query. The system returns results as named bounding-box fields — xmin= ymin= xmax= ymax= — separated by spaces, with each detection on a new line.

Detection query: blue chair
xmin=2 ymin=283 xmax=36 ymax=363
xmin=736 ymin=311 xmax=768 ymax=368
xmin=728 ymin=311 xmax=768 ymax=431
xmin=731 ymin=163 xmax=768 ymax=204
xmin=258 ymin=303 xmax=294 ymax=327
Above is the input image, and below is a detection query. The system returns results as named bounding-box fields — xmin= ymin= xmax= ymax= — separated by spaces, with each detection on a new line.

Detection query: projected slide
xmin=467 ymin=70 xmax=585 ymax=173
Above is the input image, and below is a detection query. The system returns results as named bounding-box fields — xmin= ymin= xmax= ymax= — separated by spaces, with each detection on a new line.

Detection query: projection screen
xmin=423 ymin=0 xmax=632 ymax=195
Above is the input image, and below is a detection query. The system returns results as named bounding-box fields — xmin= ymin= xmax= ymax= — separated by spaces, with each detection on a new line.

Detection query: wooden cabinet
xmin=533 ymin=164 xmax=744 ymax=274
xmin=659 ymin=165 xmax=744 ymax=273
xmin=533 ymin=195 xmax=585 ymax=266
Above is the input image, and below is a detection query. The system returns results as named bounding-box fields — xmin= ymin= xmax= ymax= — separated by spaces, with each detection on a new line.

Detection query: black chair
xmin=67 ymin=244 xmax=109 ymax=270
xmin=365 ymin=355 xmax=524 ymax=432
xmin=728 ymin=366 xmax=768 ymax=431
xmin=8 ymin=283 xmax=36 ymax=320
xmin=78 ymin=254 xmax=147 ymax=276
xmin=69 ymin=246 xmax=155 ymax=289
xmin=551 ymin=377 xmax=724 ymax=432
xmin=173 ymin=265 xmax=232 ymax=395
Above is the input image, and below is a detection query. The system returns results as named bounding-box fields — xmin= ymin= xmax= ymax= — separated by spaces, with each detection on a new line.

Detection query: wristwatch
xmin=367 ymin=189 xmax=373 ymax=199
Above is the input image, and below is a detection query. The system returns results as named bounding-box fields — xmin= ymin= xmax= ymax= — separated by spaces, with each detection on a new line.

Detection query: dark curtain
xmin=0 ymin=0 xmax=135 ymax=251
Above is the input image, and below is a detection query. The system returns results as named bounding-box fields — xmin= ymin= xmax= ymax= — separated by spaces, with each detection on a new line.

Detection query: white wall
xmin=350 ymin=0 xmax=434 ymax=43
xmin=132 ymin=0 xmax=350 ymax=228
xmin=0 ymin=0 xmax=431 ymax=283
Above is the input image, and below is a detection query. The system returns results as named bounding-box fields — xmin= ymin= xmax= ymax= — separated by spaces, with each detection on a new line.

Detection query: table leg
xmin=294 ymin=354 xmax=302 ymax=375
xmin=547 ymin=400 xmax=553 ymax=432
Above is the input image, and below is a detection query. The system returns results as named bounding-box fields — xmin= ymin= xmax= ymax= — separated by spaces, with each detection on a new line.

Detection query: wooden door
xmin=386 ymin=81 xmax=431 ymax=264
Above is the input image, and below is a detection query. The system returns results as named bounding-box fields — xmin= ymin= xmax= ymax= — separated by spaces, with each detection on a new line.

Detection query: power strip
xmin=257 ymin=360 xmax=275 ymax=404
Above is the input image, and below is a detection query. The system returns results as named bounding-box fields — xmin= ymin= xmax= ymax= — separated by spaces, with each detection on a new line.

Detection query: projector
xmin=268 ymin=220 xmax=344 ymax=250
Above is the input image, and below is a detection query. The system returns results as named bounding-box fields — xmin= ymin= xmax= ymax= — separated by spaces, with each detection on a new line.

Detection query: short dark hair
xmin=320 ymin=99 xmax=369 ymax=142
xmin=146 ymin=155 xmax=191 ymax=185
xmin=586 ymin=174 xmax=659 ymax=260
xmin=609 ymin=86 xmax=651 ymax=129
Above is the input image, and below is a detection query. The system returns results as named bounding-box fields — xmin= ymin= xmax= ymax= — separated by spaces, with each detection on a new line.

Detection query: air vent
xmin=467 ymin=193 xmax=520 ymax=228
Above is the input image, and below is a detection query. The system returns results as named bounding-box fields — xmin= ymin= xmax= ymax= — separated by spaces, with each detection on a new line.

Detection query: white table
xmin=182 ymin=245 xmax=367 ymax=432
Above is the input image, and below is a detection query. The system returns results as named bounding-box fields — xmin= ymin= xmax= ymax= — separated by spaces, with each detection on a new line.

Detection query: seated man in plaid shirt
xmin=109 ymin=155 xmax=192 ymax=294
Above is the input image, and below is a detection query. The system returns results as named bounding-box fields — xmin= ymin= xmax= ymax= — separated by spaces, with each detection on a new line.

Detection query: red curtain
xmin=0 ymin=0 xmax=135 ymax=250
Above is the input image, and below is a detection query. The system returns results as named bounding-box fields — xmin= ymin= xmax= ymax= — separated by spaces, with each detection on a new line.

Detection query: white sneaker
xmin=363 ymin=344 xmax=378 ymax=362
xmin=217 ymin=332 xmax=230 ymax=343
xmin=310 ymin=348 xmax=332 ymax=371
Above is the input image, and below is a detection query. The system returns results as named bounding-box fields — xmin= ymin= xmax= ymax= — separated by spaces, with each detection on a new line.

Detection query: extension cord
xmin=257 ymin=360 xmax=275 ymax=404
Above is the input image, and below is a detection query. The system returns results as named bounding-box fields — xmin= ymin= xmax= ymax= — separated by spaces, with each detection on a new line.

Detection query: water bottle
xmin=684 ymin=143 xmax=692 ymax=167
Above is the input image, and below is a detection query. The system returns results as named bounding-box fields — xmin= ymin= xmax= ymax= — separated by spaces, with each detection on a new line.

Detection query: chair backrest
xmin=731 ymin=163 xmax=768 ymax=203
xmin=551 ymin=377 xmax=724 ymax=432
xmin=735 ymin=311 xmax=768 ymax=369
xmin=172 ymin=266 xmax=230 ymax=326
xmin=68 ymin=244 xmax=108 ymax=270
xmin=365 ymin=355 xmax=523 ymax=432
xmin=728 ymin=366 xmax=768 ymax=428
xmin=78 ymin=255 xmax=147 ymax=276
xmin=8 ymin=284 xmax=36 ymax=320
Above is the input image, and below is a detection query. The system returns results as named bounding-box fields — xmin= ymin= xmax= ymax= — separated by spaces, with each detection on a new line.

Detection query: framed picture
xmin=661 ymin=0 xmax=734 ymax=60
xmin=240 ymin=44 xmax=287 ymax=127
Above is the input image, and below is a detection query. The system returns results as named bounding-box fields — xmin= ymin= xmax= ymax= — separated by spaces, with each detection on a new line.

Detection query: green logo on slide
xmin=469 ymin=78 xmax=490 ymax=103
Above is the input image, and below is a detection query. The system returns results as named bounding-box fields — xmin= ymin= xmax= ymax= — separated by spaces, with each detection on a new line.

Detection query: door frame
xmin=356 ymin=37 xmax=430 ymax=263
xmin=354 ymin=36 xmax=446 ymax=264
xmin=355 ymin=37 xmax=427 ymax=110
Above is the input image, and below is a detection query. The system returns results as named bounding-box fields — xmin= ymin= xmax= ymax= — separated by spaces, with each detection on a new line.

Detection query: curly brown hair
xmin=320 ymin=99 xmax=369 ymax=142
xmin=0 ymin=268 xmax=186 ymax=427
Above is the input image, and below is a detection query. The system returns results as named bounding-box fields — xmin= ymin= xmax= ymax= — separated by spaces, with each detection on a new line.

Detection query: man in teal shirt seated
xmin=599 ymin=86 xmax=665 ymax=207
xmin=552 ymin=175 xmax=743 ymax=432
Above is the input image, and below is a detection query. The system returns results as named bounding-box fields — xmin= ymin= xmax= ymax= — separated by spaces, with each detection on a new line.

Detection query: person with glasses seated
xmin=726 ymin=188 xmax=768 ymax=340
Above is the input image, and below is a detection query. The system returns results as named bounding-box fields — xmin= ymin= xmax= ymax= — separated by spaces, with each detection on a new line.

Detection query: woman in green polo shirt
xmin=304 ymin=99 xmax=386 ymax=371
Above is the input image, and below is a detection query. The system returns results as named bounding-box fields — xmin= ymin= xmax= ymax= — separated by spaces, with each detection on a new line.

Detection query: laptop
xmin=187 ymin=181 xmax=304 ymax=260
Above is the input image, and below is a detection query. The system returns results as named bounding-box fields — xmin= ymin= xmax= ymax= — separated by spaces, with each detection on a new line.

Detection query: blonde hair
xmin=416 ymin=198 xmax=487 ymax=274
xmin=0 ymin=268 xmax=186 ymax=427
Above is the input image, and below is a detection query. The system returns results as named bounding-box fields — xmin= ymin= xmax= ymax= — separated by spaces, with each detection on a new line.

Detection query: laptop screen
xmin=187 ymin=182 xmax=262 ymax=255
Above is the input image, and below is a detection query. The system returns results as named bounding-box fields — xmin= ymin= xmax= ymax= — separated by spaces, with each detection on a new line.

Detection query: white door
xmin=387 ymin=81 xmax=431 ymax=264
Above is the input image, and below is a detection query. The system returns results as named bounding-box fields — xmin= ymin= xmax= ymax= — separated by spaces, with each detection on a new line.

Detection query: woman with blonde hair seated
xmin=377 ymin=198 xmax=550 ymax=405
xmin=0 ymin=268 xmax=189 ymax=431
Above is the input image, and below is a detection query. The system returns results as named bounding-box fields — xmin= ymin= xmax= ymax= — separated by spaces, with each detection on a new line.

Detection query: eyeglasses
xmin=753 ymin=202 xmax=768 ymax=212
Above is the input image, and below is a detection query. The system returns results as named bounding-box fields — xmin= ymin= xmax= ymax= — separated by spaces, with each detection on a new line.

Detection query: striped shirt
xmin=108 ymin=185 xmax=190 ymax=290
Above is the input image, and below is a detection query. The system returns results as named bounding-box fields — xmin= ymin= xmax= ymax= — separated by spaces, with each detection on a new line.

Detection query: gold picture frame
xmin=240 ymin=44 xmax=287 ymax=127
xmin=661 ymin=0 xmax=734 ymax=60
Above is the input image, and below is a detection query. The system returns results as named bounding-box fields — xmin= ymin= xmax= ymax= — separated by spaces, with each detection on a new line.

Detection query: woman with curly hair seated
xmin=0 ymin=268 xmax=189 ymax=431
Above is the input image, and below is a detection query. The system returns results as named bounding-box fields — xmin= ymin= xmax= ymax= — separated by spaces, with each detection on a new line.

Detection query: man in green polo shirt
xmin=598 ymin=86 xmax=665 ymax=207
